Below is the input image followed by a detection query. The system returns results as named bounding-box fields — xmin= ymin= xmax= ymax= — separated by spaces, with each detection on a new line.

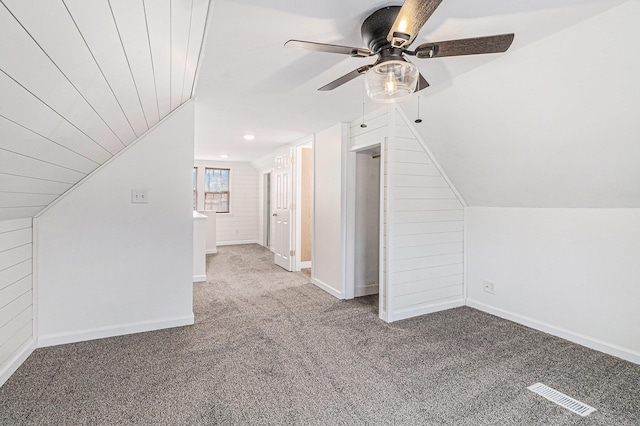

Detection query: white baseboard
xmin=466 ymin=299 xmax=640 ymax=365
xmin=206 ymin=249 xmax=217 ymax=254
xmin=311 ymin=277 xmax=344 ymax=299
xmin=355 ymin=284 xmax=379 ymax=297
xmin=391 ymin=299 xmax=464 ymax=322
xmin=299 ymin=261 xmax=311 ymax=269
xmin=193 ymin=275 xmax=207 ymax=282
xmin=0 ymin=338 xmax=35 ymax=388
xmin=37 ymin=314 xmax=195 ymax=348
xmin=216 ymin=240 xmax=260 ymax=246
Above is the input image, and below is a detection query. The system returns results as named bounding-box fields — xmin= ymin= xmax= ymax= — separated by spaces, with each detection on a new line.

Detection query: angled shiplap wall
xmin=349 ymin=106 xmax=465 ymax=322
xmin=0 ymin=217 xmax=34 ymax=387
xmin=0 ymin=0 xmax=209 ymax=220
xmin=387 ymin=110 xmax=465 ymax=321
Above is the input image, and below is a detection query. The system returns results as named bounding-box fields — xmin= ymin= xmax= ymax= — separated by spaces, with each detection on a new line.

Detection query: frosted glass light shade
xmin=365 ymin=60 xmax=418 ymax=103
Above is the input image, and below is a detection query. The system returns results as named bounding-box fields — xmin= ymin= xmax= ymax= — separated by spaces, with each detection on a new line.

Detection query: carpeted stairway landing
xmin=1 ymin=244 xmax=639 ymax=425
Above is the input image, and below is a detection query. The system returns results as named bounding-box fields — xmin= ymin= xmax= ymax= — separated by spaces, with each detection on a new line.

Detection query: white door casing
xmin=273 ymin=153 xmax=292 ymax=270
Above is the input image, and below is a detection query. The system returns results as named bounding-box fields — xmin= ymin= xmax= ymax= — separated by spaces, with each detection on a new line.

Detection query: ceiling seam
xmin=107 ymin=0 xmax=151 ymax=131
xmin=0 ymin=172 xmax=74 ymax=186
xmin=61 ymin=0 xmax=141 ymax=140
xmin=0 ymin=205 xmax=47 ymax=210
xmin=141 ymin=0 xmax=161 ymax=122
xmin=0 ymin=190 xmax=64 ymax=196
xmin=0 ymin=114 xmax=100 ymax=166
xmin=0 ymin=148 xmax=89 ymax=175
xmin=169 ymin=0 xmax=173 ymax=110
xmin=180 ymin=0 xmax=194 ymax=104
xmin=189 ymin=0 xmax=212 ymax=100
xmin=0 ymin=69 xmax=115 ymax=157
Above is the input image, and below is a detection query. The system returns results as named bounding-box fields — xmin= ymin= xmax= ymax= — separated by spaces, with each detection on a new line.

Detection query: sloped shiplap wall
xmin=349 ymin=106 xmax=465 ymax=322
xmin=387 ymin=110 xmax=465 ymax=321
xmin=0 ymin=0 xmax=209 ymax=220
xmin=0 ymin=217 xmax=34 ymax=387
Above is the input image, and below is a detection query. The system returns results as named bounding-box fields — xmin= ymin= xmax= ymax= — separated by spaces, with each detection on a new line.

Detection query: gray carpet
xmin=1 ymin=244 xmax=639 ymax=425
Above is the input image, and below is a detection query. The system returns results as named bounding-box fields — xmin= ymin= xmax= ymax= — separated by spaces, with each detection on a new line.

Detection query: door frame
xmin=273 ymin=151 xmax=294 ymax=271
xmin=345 ymin=138 xmax=386 ymax=317
xmin=262 ymin=171 xmax=272 ymax=249
xmin=294 ymin=137 xmax=313 ymax=271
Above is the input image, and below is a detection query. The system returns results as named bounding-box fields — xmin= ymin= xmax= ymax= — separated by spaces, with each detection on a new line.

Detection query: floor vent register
xmin=528 ymin=382 xmax=596 ymax=417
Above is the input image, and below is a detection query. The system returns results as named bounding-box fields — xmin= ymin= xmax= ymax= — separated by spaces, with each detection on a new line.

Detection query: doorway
xmin=296 ymin=142 xmax=313 ymax=273
xmin=273 ymin=155 xmax=292 ymax=271
xmin=353 ymin=148 xmax=381 ymax=298
xmin=262 ymin=172 xmax=271 ymax=248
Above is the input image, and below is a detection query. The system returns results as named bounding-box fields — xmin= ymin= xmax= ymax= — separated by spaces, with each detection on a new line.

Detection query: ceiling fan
xmin=285 ymin=0 xmax=514 ymax=103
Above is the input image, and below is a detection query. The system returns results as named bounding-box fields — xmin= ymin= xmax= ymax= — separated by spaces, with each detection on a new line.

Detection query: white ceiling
xmin=194 ymin=0 xmax=628 ymax=162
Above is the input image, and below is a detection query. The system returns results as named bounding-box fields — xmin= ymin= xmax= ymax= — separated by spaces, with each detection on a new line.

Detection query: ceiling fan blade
xmin=387 ymin=0 xmax=444 ymax=48
xmin=318 ymin=65 xmax=372 ymax=91
xmin=415 ymin=33 xmax=515 ymax=58
xmin=285 ymin=40 xmax=371 ymax=58
xmin=416 ymin=73 xmax=429 ymax=92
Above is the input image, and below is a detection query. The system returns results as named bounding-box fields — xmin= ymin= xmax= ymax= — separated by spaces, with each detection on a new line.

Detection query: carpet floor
xmin=1 ymin=244 xmax=639 ymax=425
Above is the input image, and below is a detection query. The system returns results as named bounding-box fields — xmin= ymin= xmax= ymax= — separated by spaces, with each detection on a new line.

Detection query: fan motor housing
xmin=361 ymin=6 xmax=401 ymax=53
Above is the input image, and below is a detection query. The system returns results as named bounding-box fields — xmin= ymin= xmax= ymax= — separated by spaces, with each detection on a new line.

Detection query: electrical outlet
xmin=131 ymin=189 xmax=149 ymax=204
xmin=483 ymin=280 xmax=496 ymax=295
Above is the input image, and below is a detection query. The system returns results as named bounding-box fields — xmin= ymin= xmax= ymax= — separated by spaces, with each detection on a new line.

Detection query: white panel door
xmin=273 ymin=154 xmax=292 ymax=271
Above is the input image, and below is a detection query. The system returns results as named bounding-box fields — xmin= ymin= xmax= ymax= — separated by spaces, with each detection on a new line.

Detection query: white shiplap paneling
xmin=0 ymin=6 xmax=124 ymax=156
xmin=63 ymin=0 xmax=149 ymax=137
xmin=350 ymin=106 xmax=465 ymax=322
xmin=0 ymin=0 xmax=210 ymax=219
xmin=145 ymin=0 xmax=172 ymax=119
xmin=194 ymin=161 xmax=258 ymax=245
xmin=181 ymin=0 xmax=209 ymax=103
xmin=110 ymin=0 xmax=161 ymax=127
xmin=170 ymin=0 xmax=193 ymax=111
xmin=3 ymin=0 xmax=137 ymax=145
xmin=388 ymin=110 xmax=465 ymax=320
xmin=0 ymin=217 xmax=34 ymax=388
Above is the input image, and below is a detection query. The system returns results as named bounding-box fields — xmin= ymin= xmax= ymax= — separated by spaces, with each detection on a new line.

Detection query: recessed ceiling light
xmin=220 ymin=154 xmax=229 ymax=159
xmin=243 ymin=134 xmax=255 ymax=141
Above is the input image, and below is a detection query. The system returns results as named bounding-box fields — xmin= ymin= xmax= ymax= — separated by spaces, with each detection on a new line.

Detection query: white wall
xmin=399 ymin=1 xmax=640 ymax=208
xmin=35 ymin=102 xmax=195 ymax=347
xmin=312 ymin=123 xmax=347 ymax=298
xmin=466 ymin=207 xmax=640 ymax=364
xmin=194 ymin=160 xmax=258 ymax=245
xmin=0 ymin=217 xmax=34 ymax=387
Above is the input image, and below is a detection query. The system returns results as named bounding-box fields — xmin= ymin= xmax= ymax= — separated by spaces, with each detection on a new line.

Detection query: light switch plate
xmin=131 ymin=189 xmax=149 ymax=204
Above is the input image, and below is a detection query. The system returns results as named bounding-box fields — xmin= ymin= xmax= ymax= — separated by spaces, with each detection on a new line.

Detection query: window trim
xmin=204 ymin=167 xmax=231 ymax=214
xmin=193 ymin=167 xmax=198 ymax=211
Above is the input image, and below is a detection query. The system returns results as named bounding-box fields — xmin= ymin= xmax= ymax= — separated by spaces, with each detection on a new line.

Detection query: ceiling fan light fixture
xmin=365 ymin=60 xmax=418 ymax=103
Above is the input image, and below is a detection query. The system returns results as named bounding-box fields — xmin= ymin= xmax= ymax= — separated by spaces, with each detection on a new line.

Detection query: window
xmin=204 ymin=168 xmax=230 ymax=213
xmin=193 ymin=167 xmax=197 ymax=211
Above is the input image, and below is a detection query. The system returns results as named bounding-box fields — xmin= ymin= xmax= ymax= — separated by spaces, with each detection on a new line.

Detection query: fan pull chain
xmin=360 ymin=80 xmax=367 ymax=128
xmin=415 ymin=79 xmax=422 ymax=124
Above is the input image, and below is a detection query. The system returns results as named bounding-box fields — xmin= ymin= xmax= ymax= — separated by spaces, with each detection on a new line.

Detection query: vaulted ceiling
xmin=1 ymin=0 xmax=638 ymax=217
xmin=0 ymin=0 xmax=209 ymax=221
xmin=195 ymin=0 xmax=639 ymax=207
xmin=194 ymin=0 xmax=631 ymax=162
